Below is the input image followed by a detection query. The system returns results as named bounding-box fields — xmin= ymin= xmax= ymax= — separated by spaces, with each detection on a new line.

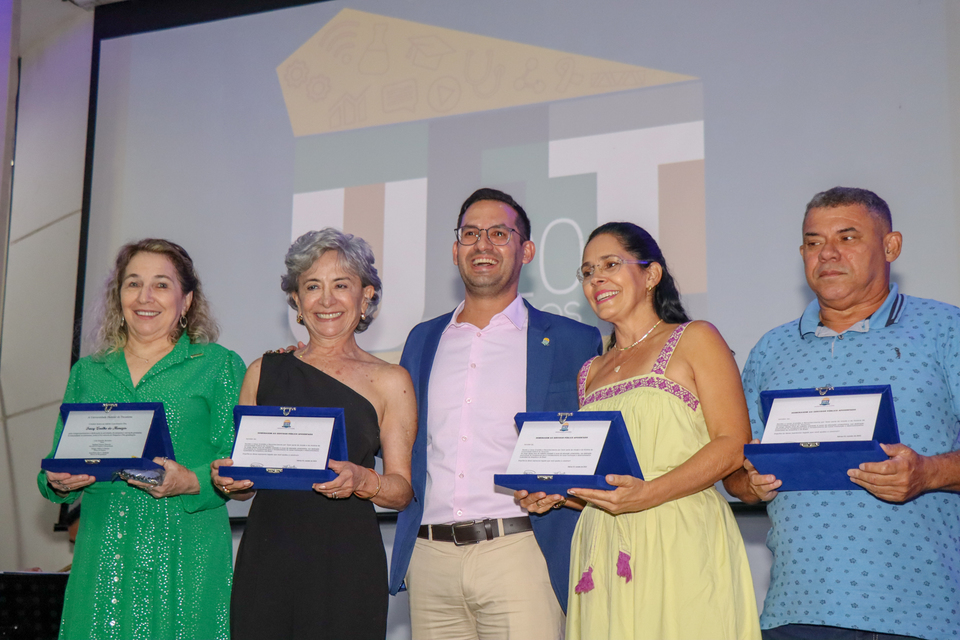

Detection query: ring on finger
xmin=332 ymin=491 xmax=338 ymax=499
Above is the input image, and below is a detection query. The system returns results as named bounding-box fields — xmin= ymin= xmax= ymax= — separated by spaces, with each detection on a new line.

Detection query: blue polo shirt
xmin=742 ymin=284 xmax=960 ymax=639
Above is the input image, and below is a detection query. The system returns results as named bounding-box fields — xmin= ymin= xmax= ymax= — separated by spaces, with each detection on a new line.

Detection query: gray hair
xmin=804 ymin=186 xmax=892 ymax=233
xmin=281 ymin=228 xmax=382 ymax=333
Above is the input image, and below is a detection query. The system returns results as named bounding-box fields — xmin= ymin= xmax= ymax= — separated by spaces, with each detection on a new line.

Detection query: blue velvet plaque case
xmin=41 ymin=402 xmax=174 ymax=482
xmin=228 ymin=405 xmax=348 ymax=490
xmin=494 ymin=411 xmax=643 ymax=494
xmin=743 ymin=385 xmax=900 ymax=491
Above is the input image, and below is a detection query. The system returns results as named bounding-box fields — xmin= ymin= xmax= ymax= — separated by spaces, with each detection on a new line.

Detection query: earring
xmin=296 ymin=313 xmax=304 ymax=325
xmin=646 ymin=285 xmax=654 ymax=293
xmin=361 ymin=311 xmax=366 ymax=321
xmin=179 ymin=314 xmax=188 ymax=329
xmin=120 ymin=316 xmax=125 ymax=328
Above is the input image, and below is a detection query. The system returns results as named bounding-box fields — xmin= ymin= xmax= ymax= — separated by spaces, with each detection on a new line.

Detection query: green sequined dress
xmin=37 ymin=334 xmax=245 ymax=640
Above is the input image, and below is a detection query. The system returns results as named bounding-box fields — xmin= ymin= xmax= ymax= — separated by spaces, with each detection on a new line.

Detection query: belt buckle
xmin=451 ymin=520 xmax=481 ymax=546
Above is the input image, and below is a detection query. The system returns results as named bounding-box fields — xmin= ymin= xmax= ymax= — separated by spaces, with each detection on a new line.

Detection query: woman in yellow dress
xmin=519 ymin=222 xmax=761 ymax=639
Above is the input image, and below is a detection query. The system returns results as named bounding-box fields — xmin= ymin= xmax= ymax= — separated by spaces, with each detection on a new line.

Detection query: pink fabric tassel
xmin=574 ymin=567 xmax=595 ymax=593
xmin=616 ymin=551 xmax=632 ymax=583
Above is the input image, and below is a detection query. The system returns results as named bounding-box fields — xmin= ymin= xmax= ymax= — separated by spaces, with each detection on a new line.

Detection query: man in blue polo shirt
xmin=725 ymin=187 xmax=960 ymax=640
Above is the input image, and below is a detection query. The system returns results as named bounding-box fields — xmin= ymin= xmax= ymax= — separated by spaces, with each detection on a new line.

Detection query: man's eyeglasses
xmin=455 ymin=226 xmax=525 ymax=246
xmin=576 ymin=257 xmax=651 ymax=282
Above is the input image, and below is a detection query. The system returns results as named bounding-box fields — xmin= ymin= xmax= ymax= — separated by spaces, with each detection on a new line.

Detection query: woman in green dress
xmin=38 ymin=239 xmax=245 ymax=640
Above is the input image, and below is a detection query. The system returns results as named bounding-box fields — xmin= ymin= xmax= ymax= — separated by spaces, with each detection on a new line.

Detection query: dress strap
xmin=650 ymin=322 xmax=692 ymax=375
xmin=577 ymin=356 xmax=599 ymax=407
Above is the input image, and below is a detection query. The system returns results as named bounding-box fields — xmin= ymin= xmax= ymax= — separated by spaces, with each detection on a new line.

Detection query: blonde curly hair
xmin=91 ymin=239 xmax=219 ymax=355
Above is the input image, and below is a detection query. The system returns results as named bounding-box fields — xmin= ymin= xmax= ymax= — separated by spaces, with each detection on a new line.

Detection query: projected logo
xmin=280 ymin=9 xmax=705 ymax=353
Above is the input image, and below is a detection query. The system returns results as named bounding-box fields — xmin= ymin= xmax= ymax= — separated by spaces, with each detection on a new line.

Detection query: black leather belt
xmin=418 ymin=516 xmax=532 ymax=545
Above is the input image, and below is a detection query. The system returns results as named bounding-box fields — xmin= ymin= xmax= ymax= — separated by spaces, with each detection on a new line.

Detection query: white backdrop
xmin=81 ymin=0 xmax=960 ymax=369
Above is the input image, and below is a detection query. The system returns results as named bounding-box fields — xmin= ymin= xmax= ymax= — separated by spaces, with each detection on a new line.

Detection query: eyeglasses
xmin=455 ymin=226 xmax=524 ymax=246
xmin=576 ymin=257 xmax=650 ymax=282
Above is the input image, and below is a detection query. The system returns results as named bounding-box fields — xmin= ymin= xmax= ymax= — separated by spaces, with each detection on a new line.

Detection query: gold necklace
xmin=613 ymin=319 xmax=663 ymax=373
xmin=125 ymin=349 xmax=155 ymax=363
xmin=125 ymin=343 xmax=172 ymax=364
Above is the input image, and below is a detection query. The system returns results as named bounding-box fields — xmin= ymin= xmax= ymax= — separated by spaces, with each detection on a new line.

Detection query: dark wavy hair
xmin=587 ymin=222 xmax=690 ymax=349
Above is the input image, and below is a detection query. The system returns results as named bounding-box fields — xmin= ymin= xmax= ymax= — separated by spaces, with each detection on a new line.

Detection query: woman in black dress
xmin=213 ymin=228 xmax=416 ymax=640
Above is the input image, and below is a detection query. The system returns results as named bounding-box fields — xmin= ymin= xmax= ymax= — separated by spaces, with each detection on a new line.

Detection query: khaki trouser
xmin=406 ymin=531 xmax=564 ymax=640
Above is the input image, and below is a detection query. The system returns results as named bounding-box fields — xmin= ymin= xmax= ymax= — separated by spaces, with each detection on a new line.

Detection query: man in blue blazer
xmin=389 ymin=188 xmax=602 ymax=639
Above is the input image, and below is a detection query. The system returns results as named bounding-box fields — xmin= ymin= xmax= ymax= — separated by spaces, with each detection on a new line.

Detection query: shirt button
xmin=466 ymin=398 xmax=472 ymax=404
xmin=113 ymin=576 xmax=119 ymax=582
xmin=110 ymin=620 xmax=116 ymax=627
xmin=117 ymin=533 xmax=123 ymax=539
xmin=115 ymin=554 xmax=121 ymax=560
xmin=461 ymin=436 xmax=467 ymax=441
xmin=120 ymin=491 xmax=126 ymax=496
xmin=459 ymin=473 xmax=464 ymax=478
xmin=470 ymin=363 xmax=476 ymax=368
xmin=457 ymin=510 xmax=463 ymax=516
xmin=111 ymin=598 xmax=118 ymax=604
xmin=476 ymin=332 xmax=481 ymax=337
xmin=118 ymin=511 xmax=124 ymax=516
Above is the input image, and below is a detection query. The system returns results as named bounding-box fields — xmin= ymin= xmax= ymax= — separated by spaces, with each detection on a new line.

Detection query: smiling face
xmin=580 ymin=233 xmax=660 ymax=325
xmin=800 ymin=204 xmax=901 ymax=314
xmin=120 ymin=251 xmax=193 ymax=346
xmin=452 ymin=199 xmax=535 ymax=301
xmin=292 ymin=250 xmax=374 ymax=342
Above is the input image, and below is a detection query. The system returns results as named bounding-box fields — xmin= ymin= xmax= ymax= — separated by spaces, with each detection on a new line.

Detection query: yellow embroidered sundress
xmin=567 ymin=323 xmax=761 ymax=640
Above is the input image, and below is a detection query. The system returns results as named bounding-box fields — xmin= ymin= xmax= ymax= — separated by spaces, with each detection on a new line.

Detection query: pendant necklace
xmin=613 ymin=319 xmax=663 ymax=373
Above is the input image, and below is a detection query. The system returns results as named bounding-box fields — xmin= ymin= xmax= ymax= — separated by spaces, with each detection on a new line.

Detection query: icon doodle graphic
xmin=284 ymin=60 xmax=309 ymax=88
xmin=278 ymin=8 xmax=694 ymax=136
xmin=514 ymin=58 xmax=545 ymax=93
xmin=465 ymin=49 xmax=504 ymax=98
xmin=407 ymin=35 xmax=455 ymax=70
xmin=427 ymin=76 xmax=461 ymax=112
xmin=382 ymin=79 xmax=417 ymax=112
xmin=359 ymin=23 xmax=389 ymax=75
xmin=318 ymin=20 xmax=360 ymax=64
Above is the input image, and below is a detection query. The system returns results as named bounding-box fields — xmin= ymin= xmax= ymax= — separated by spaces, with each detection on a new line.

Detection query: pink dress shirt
xmin=421 ymin=296 xmax=529 ymax=525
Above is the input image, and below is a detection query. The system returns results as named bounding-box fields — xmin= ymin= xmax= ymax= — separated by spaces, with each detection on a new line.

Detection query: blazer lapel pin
xmin=542 ymin=337 xmax=550 ymax=346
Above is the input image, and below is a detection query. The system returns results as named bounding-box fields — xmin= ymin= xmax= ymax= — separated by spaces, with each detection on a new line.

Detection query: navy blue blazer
xmin=388 ymin=300 xmax=602 ymax=612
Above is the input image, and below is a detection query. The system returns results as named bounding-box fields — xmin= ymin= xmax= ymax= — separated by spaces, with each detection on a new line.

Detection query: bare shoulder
xmin=243 ymin=357 xmax=263 ymax=385
xmin=356 ymin=354 xmax=413 ymax=391
xmin=238 ymin=357 xmax=264 ymax=404
xmin=377 ymin=361 xmax=415 ymax=393
xmin=675 ymin=320 xmax=733 ymax=361
xmin=359 ymin=359 xmax=414 ymax=425
xmin=247 ymin=356 xmax=264 ymax=371
xmin=679 ymin=320 xmax=726 ymax=345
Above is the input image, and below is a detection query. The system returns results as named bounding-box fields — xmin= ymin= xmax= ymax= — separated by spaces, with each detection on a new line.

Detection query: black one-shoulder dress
xmin=231 ymin=352 xmax=387 ymax=639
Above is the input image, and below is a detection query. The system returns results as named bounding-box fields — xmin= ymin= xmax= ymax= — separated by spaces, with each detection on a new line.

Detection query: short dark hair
xmin=587 ymin=222 xmax=690 ymax=349
xmin=457 ymin=188 xmax=531 ymax=241
xmin=804 ymin=187 xmax=892 ymax=232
